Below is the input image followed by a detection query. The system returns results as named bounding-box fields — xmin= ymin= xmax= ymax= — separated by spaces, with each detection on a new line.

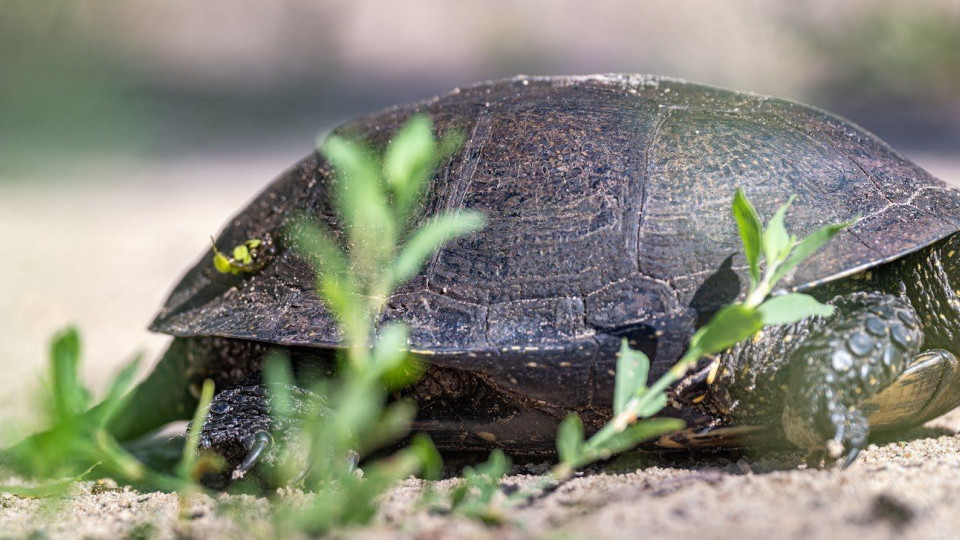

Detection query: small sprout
xmin=211 ymin=237 xmax=269 ymax=275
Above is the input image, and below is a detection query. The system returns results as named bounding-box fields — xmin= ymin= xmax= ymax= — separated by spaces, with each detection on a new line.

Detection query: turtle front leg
xmin=708 ymin=291 xmax=922 ymax=464
xmin=196 ymin=376 xmax=334 ymax=487
xmin=781 ymin=292 xmax=923 ymax=463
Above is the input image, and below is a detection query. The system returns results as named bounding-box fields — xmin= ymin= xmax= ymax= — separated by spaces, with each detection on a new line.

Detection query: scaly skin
xmin=708 ymin=234 xmax=960 ymax=462
xmin=196 ymin=376 xmax=327 ymax=488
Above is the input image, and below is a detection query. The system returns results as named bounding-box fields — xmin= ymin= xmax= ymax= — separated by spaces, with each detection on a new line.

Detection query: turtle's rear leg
xmin=708 ymin=291 xmax=923 ymax=464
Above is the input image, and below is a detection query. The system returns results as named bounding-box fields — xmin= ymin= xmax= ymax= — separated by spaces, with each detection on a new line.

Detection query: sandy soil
xmin=1 ymin=153 xmax=959 ymax=539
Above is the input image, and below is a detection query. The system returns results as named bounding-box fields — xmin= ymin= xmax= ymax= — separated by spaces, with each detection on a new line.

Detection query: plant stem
xmin=553 ymin=259 xmax=788 ymax=480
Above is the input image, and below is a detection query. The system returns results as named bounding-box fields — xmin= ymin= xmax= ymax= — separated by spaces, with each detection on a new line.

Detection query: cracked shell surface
xmin=149 ymin=74 xmax=960 ymax=405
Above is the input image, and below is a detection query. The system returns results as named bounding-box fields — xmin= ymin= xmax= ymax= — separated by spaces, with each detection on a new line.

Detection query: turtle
xmin=101 ymin=74 xmax=960 ymax=479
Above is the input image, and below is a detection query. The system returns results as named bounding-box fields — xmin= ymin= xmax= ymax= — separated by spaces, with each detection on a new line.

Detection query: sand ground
xmin=1 ymin=152 xmax=959 ymax=539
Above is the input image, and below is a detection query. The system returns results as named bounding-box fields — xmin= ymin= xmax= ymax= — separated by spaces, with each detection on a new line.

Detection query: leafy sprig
xmin=553 ymin=188 xmax=852 ymax=477
xmin=259 ymin=114 xmax=485 ymax=534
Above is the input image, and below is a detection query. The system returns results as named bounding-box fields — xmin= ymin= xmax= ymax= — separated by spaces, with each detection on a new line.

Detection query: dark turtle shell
xmin=151 ymin=74 xmax=960 ymax=410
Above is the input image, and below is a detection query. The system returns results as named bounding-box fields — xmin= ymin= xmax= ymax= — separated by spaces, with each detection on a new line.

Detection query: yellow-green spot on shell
xmin=213 ymin=253 xmax=233 ymax=274
xmin=211 ymin=237 xmax=267 ymax=275
xmin=233 ymin=245 xmax=252 ymax=264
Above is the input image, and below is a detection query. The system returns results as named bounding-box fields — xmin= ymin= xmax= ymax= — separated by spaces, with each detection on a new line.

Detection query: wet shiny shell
xmin=151 ymin=74 xmax=960 ymax=409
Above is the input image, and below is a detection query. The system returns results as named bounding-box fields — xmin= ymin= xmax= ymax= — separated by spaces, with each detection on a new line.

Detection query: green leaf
xmin=322 ymin=135 xmax=396 ymax=270
xmin=772 ymin=220 xmax=855 ymax=284
xmin=600 ymin=418 xmax=685 ymax=456
xmin=732 ymin=188 xmax=763 ymax=285
xmin=0 ymin=463 xmax=99 ymax=498
xmin=261 ymin=352 xmax=306 ymax=486
xmin=94 ymin=355 xmax=142 ymax=427
xmin=356 ymin=401 xmax=417 ymax=454
xmin=322 ymin=136 xmax=383 ymax=198
xmin=371 ymin=323 xmax=410 ymax=374
xmin=689 ymin=304 xmax=764 ymax=357
xmin=177 ymin=378 xmax=215 ymax=480
xmin=384 ymin=115 xmax=435 ymax=197
xmin=448 ymin=483 xmax=469 ymax=510
xmin=50 ymin=327 xmax=90 ymax=422
xmin=614 ymin=339 xmax=649 ymax=415
xmin=635 ymin=391 xmax=668 ymax=418
xmin=212 ymin=251 xmax=233 ymax=274
xmin=263 ymin=353 xmax=297 ymax=421
xmin=289 ymin=218 xmax=359 ymax=324
xmin=473 ymin=449 xmax=510 ymax=480
xmin=756 ymin=293 xmax=835 ymax=325
xmin=232 ymin=244 xmax=251 ymax=265
xmin=408 ymin=434 xmax=443 ymax=481
xmin=390 ymin=211 xmax=486 ymax=287
xmin=762 ymin=195 xmax=796 ymax=265
xmin=290 ymin=219 xmax=350 ymax=278
xmin=379 ymin=357 xmax=424 ymax=393
xmin=556 ymin=414 xmax=585 ymax=464
xmin=371 ymin=322 xmax=422 ymax=391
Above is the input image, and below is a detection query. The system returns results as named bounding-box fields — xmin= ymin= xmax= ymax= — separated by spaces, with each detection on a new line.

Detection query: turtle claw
xmin=841 ymin=447 xmax=861 ymax=469
xmin=232 ymin=431 xmax=272 ymax=480
xmin=826 ymin=413 xmax=867 ymax=468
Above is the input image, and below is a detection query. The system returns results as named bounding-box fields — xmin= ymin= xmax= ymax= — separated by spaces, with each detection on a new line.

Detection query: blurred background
xmin=1 ymin=0 xmax=958 ymax=427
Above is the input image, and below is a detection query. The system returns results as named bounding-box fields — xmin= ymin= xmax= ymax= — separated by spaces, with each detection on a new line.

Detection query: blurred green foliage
xmin=0 ymin=2 xmax=158 ymax=178
xmin=258 ymin=114 xmax=482 ymax=533
xmin=2 ymin=328 xmax=206 ymax=494
xmin=3 ymin=1 xmax=958 ymax=183
xmin=803 ymin=7 xmax=960 ymax=106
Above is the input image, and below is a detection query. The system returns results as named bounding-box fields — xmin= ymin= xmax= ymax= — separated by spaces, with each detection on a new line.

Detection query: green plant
xmin=552 ymin=189 xmax=852 ymax=478
xmin=246 ymin=114 xmax=483 ymax=534
xmin=1 ymin=328 xmax=215 ymax=495
xmin=0 ymin=114 xmax=479 ymax=537
xmin=417 ymin=449 xmax=526 ymax=525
